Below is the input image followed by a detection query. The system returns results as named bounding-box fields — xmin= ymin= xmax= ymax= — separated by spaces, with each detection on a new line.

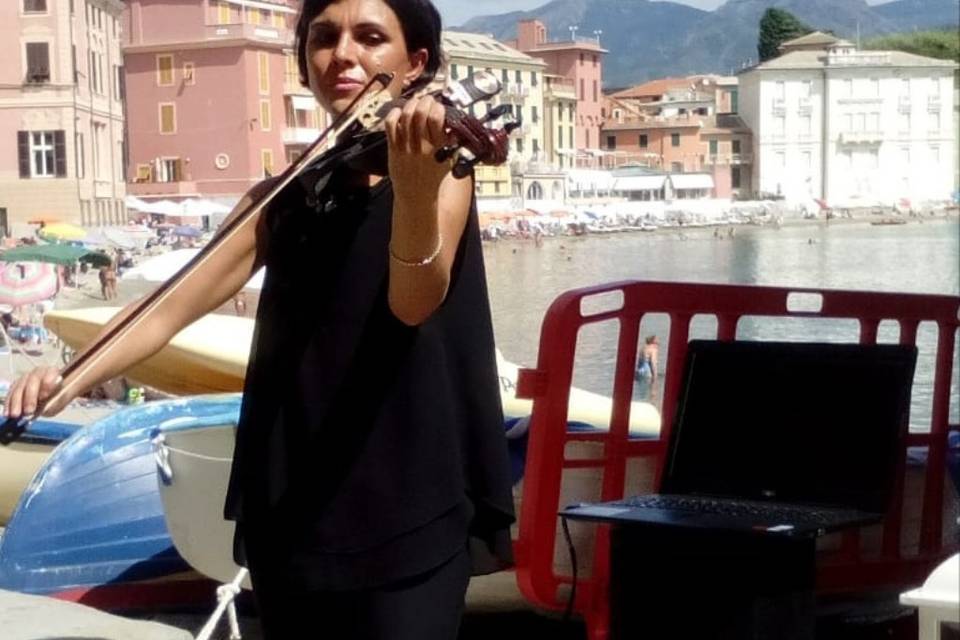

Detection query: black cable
xmin=560 ymin=515 xmax=578 ymax=623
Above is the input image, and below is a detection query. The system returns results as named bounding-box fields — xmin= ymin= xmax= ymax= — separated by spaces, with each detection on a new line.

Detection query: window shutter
xmin=26 ymin=42 xmax=50 ymax=83
xmin=18 ymin=131 xmax=31 ymax=178
xmin=54 ymin=130 xmax=67 ymax=177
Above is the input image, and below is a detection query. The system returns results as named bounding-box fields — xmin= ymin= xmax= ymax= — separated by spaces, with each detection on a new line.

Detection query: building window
xmin=732 ymin=139 xmax=741 ymax=155
xmin=23 ymin=0 xmax=47 ymax=12
xmin=450 ymin=64 xmax=458 ymax=80
xmin=671 ymin=161 xmax=683 ymax=173
xmin=258 ymin=52 xmax=270 ymax=94
xmin=516 ymin=138 xmax=524 ymax=153
xmin=515 ymin=69 xmax=522 ymax=84
xmin=500 ymin=68 xmax=508 ymax=85
xmin=928 ymin=111 xmax=940 ymax=132
xmin=531 ymin=72 xmax=538 ymax=86
xmin=579 ymin=79 xmax=584 ymax=100
xmin=218 ymin=1 xmax=230 ymax=24
xmin=183 ymin=62 xmax=195 ymax=85
xmin=115 ymin=65 xmax=125 ymax=98
xmin=775 ymin=81 xmax=785 ymax=100
xmin=593 ymin=79 xmax=597 ymax=102
xmin=800 ymin=114 xmax=812 ymax=136
xmin=532 ymin=139 xmax=539 ymax=154
xmin=592 ymin=55 xmax=597 ymax=66
xmin=842 ymin=78 xmax=853 ymax=97
xmin=75 ymin=132 xmax=85 ymax=178
xmin=527 ymin=181 xmax=543 ymax=199
xmin=639 ymin=134 xmax=648 ymax=148
xmin=671 ymin=132 xmax=680 ymax=147
xmin=135 ymin=164 xmax=152 ymax=182
xmin=273 ymin=12 xmax=285 ymax=28
xmin=17 ymin=130 xmax=66 ymax=178
xmin=708 ymin=139 xmax=718 ymax=156
xmin=775 ymin=150 xmax=786 ymax=168
xmin=531 ymin=106 xmax=539 ymax=123
xmin=606 ymin=135 xmax=616 ymax=150
xmin=579 ymin=53 xmax=584 ymax=64
xmin=262 ymin=149 xmax=274 ymax=177
xmin=930 ymin=145 xmax=941 ymax=164
xmin=159 ymin=103 xmax=176 ymax=134
xmin=157 ymin=54 xmax=174 ymax=86
xmin=773 ymin=115 xmax=785 ymax=136
xmin=260 ymin=100 xmax=272 ymax=131
xmin=869 ymin=78 xmax=879 ymax=96
xmin=898 ymin=111 xmax=911 ymax=133
xmin=467 ymin=65 xmax=474 ymax=78
xmin=731 ymin=166 xmax=741 ymax=189
xmin=25 ymin=42 xmax=50 ymax=83
xmin=155 ymin=157 xmax=180 ymax=182
xmin=569 ymin=126 xmax=574 ymax=148
xmin=800 ymin=80 xmax=811 ymax=98
xmin=801 ymin=150 xmax=812 ymax=169
xmin=557 ymin=127 xmax=563 ymax=147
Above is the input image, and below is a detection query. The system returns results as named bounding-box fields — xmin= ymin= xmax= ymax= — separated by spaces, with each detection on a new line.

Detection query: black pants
xmin=248 ymin=546 xmax=472 ymax=640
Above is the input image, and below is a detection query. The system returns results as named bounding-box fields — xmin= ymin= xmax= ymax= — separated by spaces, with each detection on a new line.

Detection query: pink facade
xmin=123 ymin=0 xmax=322 ymax=201
xmin=515 ymin=20 xmax=606 ymax=152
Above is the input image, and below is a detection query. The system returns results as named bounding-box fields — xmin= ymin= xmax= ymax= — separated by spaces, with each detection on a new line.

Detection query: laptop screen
xmin=661 ymin=341 xmax=917 ymax=514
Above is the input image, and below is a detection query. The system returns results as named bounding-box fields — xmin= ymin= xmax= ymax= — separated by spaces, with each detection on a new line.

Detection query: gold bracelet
xmin=389 ymin=234 xmax=443 ymax=267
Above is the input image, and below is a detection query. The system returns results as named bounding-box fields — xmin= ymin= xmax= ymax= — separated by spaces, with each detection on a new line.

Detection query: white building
xmin=1 ymin=0 xmax=127 ymax=236
xmin=442 ymin=31 xmax=547 ymax=204
xmin=739 ymin=38 xmax=958 ymax=206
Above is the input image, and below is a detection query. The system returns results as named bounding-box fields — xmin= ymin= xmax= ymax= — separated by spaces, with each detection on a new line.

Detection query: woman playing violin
xmin=4 ymin=0 xmax=514 ymax=637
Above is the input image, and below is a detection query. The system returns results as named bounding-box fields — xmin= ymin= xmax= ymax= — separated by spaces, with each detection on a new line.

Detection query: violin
xmin=0 ymin=71 xmax=518 ymax=445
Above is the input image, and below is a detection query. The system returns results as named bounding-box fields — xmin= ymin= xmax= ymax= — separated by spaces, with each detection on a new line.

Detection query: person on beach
xmin=636 ymin=334 xmax=659 ymax=381
xmin=4 ymin=1 xmax=514 ymax=638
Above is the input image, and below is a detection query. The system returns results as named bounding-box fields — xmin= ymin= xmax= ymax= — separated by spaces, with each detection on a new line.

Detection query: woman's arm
xmin=4 ymin=180 xmax=275 ymax=418
xmin=384 ymin=95 xmax=473 ymax=326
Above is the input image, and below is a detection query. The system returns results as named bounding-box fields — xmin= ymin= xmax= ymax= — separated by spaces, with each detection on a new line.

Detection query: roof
xmin=701 ymin=114 xmax=751 ymax=134
xmin=670 ymin=174 xmax=714 ymax=190
xmin=779 ymin=31 xmax=841 ymax=50
xmin=611 ymin=77 xmax=703 ymax=100
xmin=745 ymin=49 xmax=958 ymax=72
xmin=442 ymin=31 xmax=546 ymax=67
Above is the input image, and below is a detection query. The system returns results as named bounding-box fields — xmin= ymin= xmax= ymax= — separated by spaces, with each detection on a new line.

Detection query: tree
xmin=863 ymin=30 xmax=960 ymax=64
xmin=757 ymin=8 xmax=813 ymax=62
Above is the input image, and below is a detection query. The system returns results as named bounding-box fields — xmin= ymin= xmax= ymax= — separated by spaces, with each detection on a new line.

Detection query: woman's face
xmin=304 ymin=0 xmax=427 ymax=116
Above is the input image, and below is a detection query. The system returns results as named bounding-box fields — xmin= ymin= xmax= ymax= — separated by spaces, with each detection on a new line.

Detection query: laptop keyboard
xmin=611 ymin=495 xmax=856 ymax=525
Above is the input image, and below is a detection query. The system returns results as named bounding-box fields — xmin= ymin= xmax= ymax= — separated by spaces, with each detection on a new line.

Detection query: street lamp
xmin=569 ymin=25 xmax=578 ymax=41
xmin=593 ymin=29 xmax=603 ymax=45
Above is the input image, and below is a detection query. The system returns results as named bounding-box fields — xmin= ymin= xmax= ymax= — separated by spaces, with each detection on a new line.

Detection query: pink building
xmin=513 ymin=20 xmax=606 ymax=155
xmin=123 ymin=0 xmax=326 ymax=203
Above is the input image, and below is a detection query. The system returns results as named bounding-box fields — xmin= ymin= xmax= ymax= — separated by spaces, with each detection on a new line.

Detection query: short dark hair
xmin=295 ymin=0 xmax=443 ymax=95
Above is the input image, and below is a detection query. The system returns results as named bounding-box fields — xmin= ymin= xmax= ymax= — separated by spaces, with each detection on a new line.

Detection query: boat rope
xmin=195 ymin=567 xmax=248 ymax=640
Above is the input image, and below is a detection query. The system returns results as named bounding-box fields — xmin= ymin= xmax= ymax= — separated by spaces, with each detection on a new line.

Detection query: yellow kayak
xmin=44 ymin=307 xmax=661 ymax=434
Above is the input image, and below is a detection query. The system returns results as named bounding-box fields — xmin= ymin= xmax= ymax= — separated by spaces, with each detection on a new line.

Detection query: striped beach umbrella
xmin=0 ymin=261 xmax=60 ymax=306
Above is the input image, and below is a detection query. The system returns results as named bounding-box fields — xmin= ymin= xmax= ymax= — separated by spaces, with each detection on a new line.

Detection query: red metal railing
xmin=511 ymin=281 xmax=959 ymax=640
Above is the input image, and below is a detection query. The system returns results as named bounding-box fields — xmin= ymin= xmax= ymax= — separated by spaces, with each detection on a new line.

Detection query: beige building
xmin=441 ymin=31 xmax=547 ymax=202
xmin=543 ymin=72 xmax=577 ymax=170
xmin=1 ymin=0 xmax=127 ymax=236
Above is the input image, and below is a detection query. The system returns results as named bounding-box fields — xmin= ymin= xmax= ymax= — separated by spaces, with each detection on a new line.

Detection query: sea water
xmin=484 ymin=218 xmax=960 ymax=431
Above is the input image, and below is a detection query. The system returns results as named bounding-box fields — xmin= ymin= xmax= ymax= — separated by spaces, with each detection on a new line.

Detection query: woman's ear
xmin=403 ymin=48 xmax=429 ymax=89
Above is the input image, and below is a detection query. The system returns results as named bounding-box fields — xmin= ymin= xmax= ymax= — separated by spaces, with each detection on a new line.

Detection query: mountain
xmin=873 ymin=0 xmax=960 ymax=29
xmin=457 ymin=0 xmax=958 ymax=87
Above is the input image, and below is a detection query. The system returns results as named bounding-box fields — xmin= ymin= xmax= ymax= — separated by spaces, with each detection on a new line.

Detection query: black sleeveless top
xmin=223 ymin=165 xmax=514 ymax=589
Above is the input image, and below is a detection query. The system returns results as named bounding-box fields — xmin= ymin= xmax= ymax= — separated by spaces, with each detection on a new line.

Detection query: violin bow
xmin=0 ymin=73 xmax=395 ymax=445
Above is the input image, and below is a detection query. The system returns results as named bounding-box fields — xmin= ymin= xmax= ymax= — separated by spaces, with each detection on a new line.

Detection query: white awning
xmin=223 ymin=0 xmax=297 ymax=14
xmin=613 ymin=175 xmax=667 ymax=192
xmin=556 ymin=148 xmax=575 ymax=156
xmin=291 ymin=95 xmax=318 ymax=111
xmin=669 ymin=174 xmax=714 ymax=190
xmin=566 ymin=169 xmax=615 ymax=190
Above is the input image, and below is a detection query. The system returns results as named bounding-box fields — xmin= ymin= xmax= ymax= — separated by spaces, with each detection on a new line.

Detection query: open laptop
xmin=562 ymin=340 xmax=918 ymax=538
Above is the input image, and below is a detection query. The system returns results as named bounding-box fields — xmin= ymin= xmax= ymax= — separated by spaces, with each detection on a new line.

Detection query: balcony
xmin=797 ymin=98 xmax=812 ymax=116
xmin=545 ymin=78 xmax=576 ymax=100
xmin=282 ymin=127 xmax=320 ymax=145
xmin=839 ymin=131 xmax=883 ymax=144
xmin=702 ymin=153 xmax=753 ymax=166
xmin=503 ymin=82 xmax=530 ymax=99
xmin=204 ymin=23 xmax=292 ymax=45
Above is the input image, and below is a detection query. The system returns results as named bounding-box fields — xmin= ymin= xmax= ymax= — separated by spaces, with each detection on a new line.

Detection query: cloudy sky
xmin=434 ymin=0 xmax=887 ymax=28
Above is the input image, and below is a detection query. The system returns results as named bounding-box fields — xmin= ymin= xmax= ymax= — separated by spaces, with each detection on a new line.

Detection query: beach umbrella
xmin=122 ymin=248 xmax=264 ymax=290
xmin=38 ymin=223 xmax=88 ymax=243
xmin=0 ymin=261 xmax=59 ymax=306
xmin=0 ymin=243 xmax=109 ymax=267
xmin=173 ymin=225 xmax=203 ymax=238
